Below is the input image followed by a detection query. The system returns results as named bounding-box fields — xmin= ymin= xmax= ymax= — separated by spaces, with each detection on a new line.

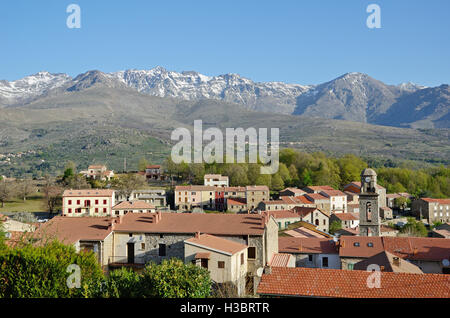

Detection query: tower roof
xmin=361 ymin=168 xmax=377 ymax=176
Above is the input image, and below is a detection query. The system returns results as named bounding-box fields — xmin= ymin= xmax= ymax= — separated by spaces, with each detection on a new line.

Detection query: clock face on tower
xmin=365 ymin=176 xmax=371 ymax=182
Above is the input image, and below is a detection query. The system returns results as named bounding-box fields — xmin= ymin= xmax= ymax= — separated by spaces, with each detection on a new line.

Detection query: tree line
xmin=163 ymin=148 xmax=450 ymax=198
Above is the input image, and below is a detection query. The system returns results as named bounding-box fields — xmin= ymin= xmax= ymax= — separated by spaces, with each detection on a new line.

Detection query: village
xmin=1 ymin=161 xmax=449 ymax=298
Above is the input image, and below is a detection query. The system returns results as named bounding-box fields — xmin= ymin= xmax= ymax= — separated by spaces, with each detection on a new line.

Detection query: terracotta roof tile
xmin=113 ymin=201 xmax=155 ymax=210
xmin=257 ymin=267 xmax=450 ymax=298
xmin=279 ymin=237 xmax=338 ymax=254
xmin=186 ymin=234 xmax=247 ymax=255
xmin=114 ymin=212 xmax=266 ymax=236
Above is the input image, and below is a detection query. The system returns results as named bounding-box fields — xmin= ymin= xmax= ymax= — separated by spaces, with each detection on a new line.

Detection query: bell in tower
xmin=359 ymin=168 xmax=380 ymax=236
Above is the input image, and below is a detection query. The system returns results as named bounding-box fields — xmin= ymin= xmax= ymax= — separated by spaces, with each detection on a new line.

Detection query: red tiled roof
xmin=257 ymin=267 xmax=450 ymax=298
xmin=186 ymin=234 xmax=247 ymax=255
xmin=34 ymin=216 xmax=113 ymax=244
xmin=146 ymin=165 xmax=161 ymax=169
xmin=113 ymin=212 xmax=267 ymax=236
xmin=339 ymin=236 xmax=450 ymax=261
xmin=175 ymin=185 xmax=217 ymax=191
xmin=304 ymin=193 xmax=329 ymax=202
xmin=262 ymin=210 xmax=300 ymax=219
xmin=320 ymin=190 xmax=347 ymax=197
xmin=333 ymin=213 xmax=359 ymax=221
xmin=279 ymin=237 xmax=338 ymax=254
xmin=113 ymin=201 xmax=155 ymax=210
xmin=304 ymin=185 xmax=335 ymax=192
xmin=294 ymin=196 xmax=314 ymax=204
xmin=269 ymin=253 xmax=294 ymax=267
xmin=344 ymin=181 xmax=385 ymax=194
xmin=227 ymin=197 xmax=246 ymax=205
xmin=63 ymin=189 xmax=115 ymax=197
xmin=422 ymin=198 xmax=450 ymax=205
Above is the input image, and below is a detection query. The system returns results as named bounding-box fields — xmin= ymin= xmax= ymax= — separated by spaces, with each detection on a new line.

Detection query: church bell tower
xmin=359 ymin=168 xmax=380 ymax=236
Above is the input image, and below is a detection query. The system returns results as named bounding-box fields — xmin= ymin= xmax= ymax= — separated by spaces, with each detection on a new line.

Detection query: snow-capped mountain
xmin=0 ymin=67 xmax=447 ymax=128
xmin=110 ymin=67 xmax=311 ymax=113
xmin=0 ymin=71 xmax=71 ymax=105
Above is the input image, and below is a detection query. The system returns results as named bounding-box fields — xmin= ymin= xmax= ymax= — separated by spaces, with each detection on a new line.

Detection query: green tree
xmin=140 ymin=258 xmax=211 ymax=298
xmin=138 ymin=157 xmax=150 ymax=172
xmin=102 ymin=267 xmax=142 ymax=298
xmin=329 ymin=220 xmax=342 ymax=235
xmin=0 ymin=240 xmax=104 ymax=298
xmin=271 ymin=173 xmax=284 ymax=191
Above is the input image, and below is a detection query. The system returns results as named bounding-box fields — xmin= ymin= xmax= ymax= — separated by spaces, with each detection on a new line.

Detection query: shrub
xmin=140 ymin=258 xmax=212 ymax=298
xmin=102 ymin=267 xmax=142 ymax=298
xmin=0 ymin=240 xmax=104 ymax=298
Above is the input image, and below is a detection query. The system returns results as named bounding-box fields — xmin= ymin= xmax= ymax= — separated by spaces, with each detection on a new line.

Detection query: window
xmin=141 ymin=243 xmax=145 ymax=250
xmin=308 ymin=254 xmax=313 ymax=262
xmin=95 ymin=208 xmax=99 ymax=213
xmin=95 ymin=200 xmax=99 ymax=205
xmin=315 ymin=219 xmax=319 ymax=226
xmin=103 ymin=200 xmax=107 ymax=205
xmin=248 ymin=247 xmax=256 ymax=259
xmin=348 ymin=263 xmax=354 ymax=270
xmin=68 ymin=200 xmax=72 ymax=205
xmin=354 ymin=242 xmax=360 ymax=247
xmin=76 ymin=200 xmax=80 ymax=205
xmin=103 ymin=208 xmax=107 ymax=213
xmin=68 ymin=208 xmax=72 ymax=213
xmin=129 ymin=233 xmax=133 ymax=237
xmin=240 ymin=253 xmax=244 ymax=265
xmin=218 ymin=261 xmax=225 ymax=269
xmin=323 ymin=219 xmax=326 ymax=225
xmin=160 ymin=234 xmax=164 ymax=238
xmin=159 ymin=244 xmax=166 ymax=256
xmin=322 ymin=257 xmax=328 ymax=268
xmin=367 ymin=242 xmax=373 ymax=247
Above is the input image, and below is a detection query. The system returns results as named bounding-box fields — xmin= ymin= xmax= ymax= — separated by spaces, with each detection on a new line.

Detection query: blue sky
xmin=0 ymin=0 xmax=449 ymax=86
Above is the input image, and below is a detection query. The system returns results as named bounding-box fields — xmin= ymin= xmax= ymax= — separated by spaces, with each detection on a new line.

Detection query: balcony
xmin=108 ymin=256 xmax=146 ymax=270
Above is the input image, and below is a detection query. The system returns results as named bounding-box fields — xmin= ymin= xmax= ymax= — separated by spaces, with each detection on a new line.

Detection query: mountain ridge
xmin=0 ymin=67 xmax=447 ymax=128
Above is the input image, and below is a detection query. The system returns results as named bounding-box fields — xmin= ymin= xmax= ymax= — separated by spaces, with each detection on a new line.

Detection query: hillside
xmin=0 ymin=86 xmax=448 ymax=177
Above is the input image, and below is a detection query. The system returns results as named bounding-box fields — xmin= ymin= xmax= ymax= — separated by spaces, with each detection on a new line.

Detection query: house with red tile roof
xmin=34 ymin=216 xmax=114 ymax=267
xmin=412 ymin=197 xmax=450 ymax=224
xmin=319 ymin=189 xmax=348 ymax=213
xmin=262 ymin=210 xmax=301 ymax=230
xmin=256 ymin=267 xmax=450 ymax=298
xmin=144 ymin=165 xmax=165 ymax=180
xmin=112 ymin=201 xmax=156 ymax=216
xmin=111 ymin=211 xmax=279 ymax=286
xmin=81 ymin=165 xmax=114 ymax=181
xmin=62 ymin=189 xmax=116 ymax=217
xmin=354 ymin=251 xmax=423 ymax=274
xmin=338 ymin=236 xmax=450 ymax=273
xmin=184 ymin=233 xmax=248 ymax=295
xmin=302 ymin=185 xmax=335 ymax=194
xmin=330 ymin=212 xmax=359 ymax=229
xmin=278 ymin=237 xmax=340 ymax=269
xmin=279 ymin=188 xmax=306 ymax=197
xmin=291 ymin=207 xmax=330 ymax=233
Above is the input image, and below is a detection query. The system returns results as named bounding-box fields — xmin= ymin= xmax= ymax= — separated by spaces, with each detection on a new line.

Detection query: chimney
xmin=157 ymin=211 xmax=162 ymax=222
xmin=393 ymin=256 xmax=400 ymax=266
xmin=195 ymin=232 xmax=201 ymax=239
xmin=118 ymin=215 xmax=123 ymax=224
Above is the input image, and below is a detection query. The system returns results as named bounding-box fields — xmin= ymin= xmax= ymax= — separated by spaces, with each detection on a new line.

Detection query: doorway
xmin=127 ymin=243 xmax=135 ymax=264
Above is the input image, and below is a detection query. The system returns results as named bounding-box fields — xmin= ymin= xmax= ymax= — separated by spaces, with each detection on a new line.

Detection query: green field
xmin=0 ymin=193 xmax=45 ymax=213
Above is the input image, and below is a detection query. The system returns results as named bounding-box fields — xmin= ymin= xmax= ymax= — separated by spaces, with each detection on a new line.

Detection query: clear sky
xmin=0 ymin=0 xmax=449 ymax=86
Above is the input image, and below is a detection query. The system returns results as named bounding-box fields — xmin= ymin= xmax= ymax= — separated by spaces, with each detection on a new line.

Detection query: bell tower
xmin=359 ymin=168 xmax=380 ymax=236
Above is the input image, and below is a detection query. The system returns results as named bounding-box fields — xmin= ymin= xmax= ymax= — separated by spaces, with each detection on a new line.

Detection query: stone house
xmin=278 ymin=237 xmax=340 ymax=269
xmin=184 ymin=233 xmax=248 ymax=295
xmin=412 ymin=198 xmax=450 ymax=224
